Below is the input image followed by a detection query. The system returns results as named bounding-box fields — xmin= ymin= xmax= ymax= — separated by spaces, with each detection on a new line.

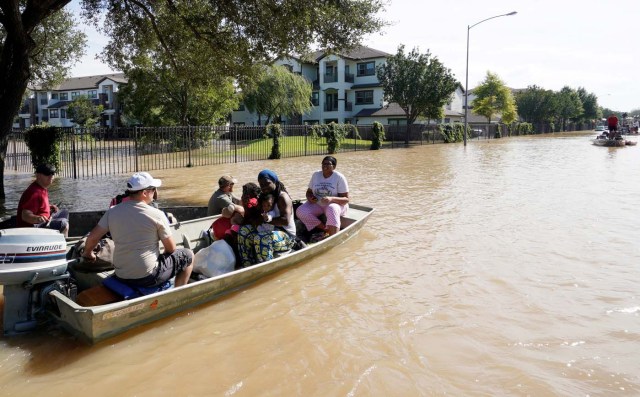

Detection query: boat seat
xmin=181 ymin=234 xmax=191 ymax=249
xmin=102 ymin=276 xmax=172 ymax=300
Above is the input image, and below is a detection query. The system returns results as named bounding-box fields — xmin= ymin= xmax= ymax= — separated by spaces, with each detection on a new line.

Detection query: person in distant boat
xmin=607 ymin=114 xmax=619 ymax=139
xmin=16 ymin=163 xmax=69 ymax=237
xmin=207 ymin=175 xmax=244 ymax=216
xmin=82 ymin=172 xmax=194 ymax=287
xmin=237 ymin=169 xmax=296 ymax=267
xmin=296 ymin=156 xmax=349 ymax=239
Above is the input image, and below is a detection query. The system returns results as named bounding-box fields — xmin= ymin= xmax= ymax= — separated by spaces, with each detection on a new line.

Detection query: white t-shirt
xmin=308 ymin=170 xmax=349 ymax=199
xmin=98 ymin=200 xmax=172 ymax=279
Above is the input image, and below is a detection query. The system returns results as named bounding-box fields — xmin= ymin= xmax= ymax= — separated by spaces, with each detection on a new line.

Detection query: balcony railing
xmin=324 ymin=104 xmax=338 ymax=112
xmin=345 ymin=73 xmax=354 ymax=83
xmin=323 ymin=74 xmax=337 ymax=83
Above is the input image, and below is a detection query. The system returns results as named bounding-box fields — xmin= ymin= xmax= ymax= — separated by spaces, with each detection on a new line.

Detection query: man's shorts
xmin=122 ymin=248 xmax=194 ymax=287
xmin=608 ymin=125 xmax=618 ymax=132
xmin=36 ymin=209 xmax=69 ymax=233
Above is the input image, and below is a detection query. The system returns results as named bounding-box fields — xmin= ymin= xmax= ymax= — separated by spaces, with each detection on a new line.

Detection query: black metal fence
xmin=5 ymin=122 xmax=566 ymax=179
xmin=5 ymin=124 xmax=440 ymax=178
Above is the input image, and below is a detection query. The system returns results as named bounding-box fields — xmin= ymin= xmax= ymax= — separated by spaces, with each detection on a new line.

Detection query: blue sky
xmin=69 ymin=0 xmax=639 ymax=112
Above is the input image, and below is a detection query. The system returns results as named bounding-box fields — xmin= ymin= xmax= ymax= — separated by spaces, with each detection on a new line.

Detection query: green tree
xmin=67 ymin=95 xmax=104 ymax=127
xmin=243 ymin=65 xmax=313 ymax=125
xmin=0 ymin=1 xmax=86 ymax=198
xmin=471 ymin=71 xmax=517 ymax=124
xmin=81 ymin=0 xmax=385 ymax=100
xmin=554 ymin=86 xmax=583 ymax=131
xmin=376 ymin=45 xmax=458 ymax=144
xmin=514 ymin=85 xmax=558 ymax=124
xmin=118 ymin=67 xmax=237 ymax=126
xmin=576 ymin=87 xmax=601 ymax=122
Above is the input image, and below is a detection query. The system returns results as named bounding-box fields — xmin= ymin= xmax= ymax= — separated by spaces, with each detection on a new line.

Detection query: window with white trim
xmin=355 ymin=90 xmax=374 ymax=105
xmin=357 ymin=61 xmax=375 ymax=76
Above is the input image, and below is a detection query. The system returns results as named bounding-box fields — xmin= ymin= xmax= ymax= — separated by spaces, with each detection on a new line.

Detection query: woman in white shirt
xmin=296 ymin=156 xmax=349 ymax=238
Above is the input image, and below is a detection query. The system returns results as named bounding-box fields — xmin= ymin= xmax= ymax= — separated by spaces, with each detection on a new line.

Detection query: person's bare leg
xmin=174 ymin=263 xmax=193 ymax=287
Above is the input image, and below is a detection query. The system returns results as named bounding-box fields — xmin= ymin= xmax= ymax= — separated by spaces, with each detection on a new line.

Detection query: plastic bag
xmin=193 ymin=239 xmax=236 ymax=278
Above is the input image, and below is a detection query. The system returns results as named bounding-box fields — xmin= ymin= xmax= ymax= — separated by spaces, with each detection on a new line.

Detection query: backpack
xmin=69 ymin=234 xmax=116 ymax=272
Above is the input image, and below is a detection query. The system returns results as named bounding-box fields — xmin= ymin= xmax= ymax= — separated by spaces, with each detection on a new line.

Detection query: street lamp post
xmin=464 ymin=11 xmax=517 ymax=146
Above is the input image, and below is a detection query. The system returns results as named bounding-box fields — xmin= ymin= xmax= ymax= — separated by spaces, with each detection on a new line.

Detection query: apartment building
xmin=14 ymin=73 xmax=127 ymax=129
xmin=231 ymin=46 xmax=464 ymax=126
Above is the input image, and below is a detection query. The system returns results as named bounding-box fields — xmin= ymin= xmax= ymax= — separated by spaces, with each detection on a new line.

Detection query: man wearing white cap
xmin=207 ymin=175 xmax=244 ymax=216
xmin=82 ymin=172 xmax=194 ymax=288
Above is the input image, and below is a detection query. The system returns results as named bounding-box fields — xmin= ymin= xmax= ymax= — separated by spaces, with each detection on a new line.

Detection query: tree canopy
xmin=118 ymin=67 xmax=238 ymax=126
xmin=471 ymin=71 xmax=517 ymax=124
xmin=555 ymin=86 xmax=583 ymax=131
xmin=81 ymin=0 xmax=385 ymax=87
xmin=576 ymin=87 xmax=601 ymax=122
xmin=376 ymin=45 xmax=458 ymax=142
xmin=67 ymin=95 xmax=103 ymax=127
xmin=242 ymin=65 xmax=313 ymax=125
xmin=514 ymin=85 xmax=558 ymax=124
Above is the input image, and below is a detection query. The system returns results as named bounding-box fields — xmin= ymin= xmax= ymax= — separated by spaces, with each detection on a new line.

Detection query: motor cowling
xmin=0 ymin=228 xmax=72 ymax=335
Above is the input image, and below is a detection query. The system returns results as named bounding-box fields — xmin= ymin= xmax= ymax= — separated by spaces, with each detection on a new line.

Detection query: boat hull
xmin=592 ymin=138 xmax=626 ymax=147
xmin=48 ymin=204 xmax=374 ymax=344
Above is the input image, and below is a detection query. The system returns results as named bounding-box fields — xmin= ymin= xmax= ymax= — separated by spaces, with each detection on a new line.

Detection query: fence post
xmin=187 ymin=126 xmax=192 ymax=167
xmin=233 ymin=125 xmax=238 ymax=163
xmin=304 ymin=126 xmax=308 ymax=156
xmin=134 ymin=126 xmax=139 ymax=172
xmin=71 ymin=129 xmax=78 ymax=179
xmin=354 ymin=125 xmax=357 ymax=152
xmin=12 ymin=133 xmax=17 ymax=171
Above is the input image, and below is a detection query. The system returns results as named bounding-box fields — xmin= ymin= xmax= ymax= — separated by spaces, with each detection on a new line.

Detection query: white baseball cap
xmin=126 ymin=172 xmax=162 ymax=191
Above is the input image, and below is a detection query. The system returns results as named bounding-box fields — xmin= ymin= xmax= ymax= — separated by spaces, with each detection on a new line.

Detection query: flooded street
xmin=1 ymin=131 xmax=639 ymax=396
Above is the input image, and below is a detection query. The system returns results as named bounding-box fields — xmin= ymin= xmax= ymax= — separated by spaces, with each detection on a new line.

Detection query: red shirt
xmin=211 ymin=217 xmax=232 ymax=240
xmin=16 ymin=182 xmax=50 ymax=227
xmin=607 ymin=115 xmax=618 ymax=127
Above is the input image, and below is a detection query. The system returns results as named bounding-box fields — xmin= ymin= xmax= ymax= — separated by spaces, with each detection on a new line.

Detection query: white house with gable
xmin=231 ymin=46 xmax=464 ymax=126
xmin=14 ymin=73 xmax=127 ymax=129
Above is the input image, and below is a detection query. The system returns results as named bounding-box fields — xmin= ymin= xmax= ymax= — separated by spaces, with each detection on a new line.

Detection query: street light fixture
xmin=464 ymin=11 xmax=517 ymax=146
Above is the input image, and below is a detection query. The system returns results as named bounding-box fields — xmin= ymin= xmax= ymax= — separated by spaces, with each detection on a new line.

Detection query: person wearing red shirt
xmin=607 ymin=114 xmax=619 ymax=138
xmin=16 ymin=163 xmax=69 ymax=236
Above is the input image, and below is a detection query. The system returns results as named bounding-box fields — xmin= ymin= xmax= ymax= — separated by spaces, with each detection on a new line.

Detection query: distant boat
xmin=592 ymin=136 xmax=626 ymax=147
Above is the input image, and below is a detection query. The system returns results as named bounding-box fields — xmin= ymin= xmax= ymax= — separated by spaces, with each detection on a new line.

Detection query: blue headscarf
xmin=258 ymin=169 xmax=279 ymax=184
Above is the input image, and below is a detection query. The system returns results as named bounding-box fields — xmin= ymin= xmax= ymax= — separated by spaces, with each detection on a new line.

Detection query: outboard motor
xmin=0 ymin=228 xmax=76 ymax=335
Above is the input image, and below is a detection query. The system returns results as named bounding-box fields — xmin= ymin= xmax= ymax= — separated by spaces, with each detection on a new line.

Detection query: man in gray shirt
xmin=207 ymin=175 xmax=244 ymax=216
xmin=82 ymin=172 xmax=194 ymax=287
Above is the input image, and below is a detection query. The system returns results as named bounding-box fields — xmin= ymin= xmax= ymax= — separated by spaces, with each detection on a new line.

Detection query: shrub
xmin=266 ymin=124 xmax=283 ymax=159
xmin=438 ymin=123 xmax=464 ymax=143
xmin=371 ymin=121 xmax=385 ymax=150
xmin=23 ymin=125 xmax=63 ymax=171
xmin=309 ymin=123 xmax=349 ymax=154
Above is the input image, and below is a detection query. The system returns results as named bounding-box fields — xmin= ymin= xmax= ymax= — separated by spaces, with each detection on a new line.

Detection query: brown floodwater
xmin=1 ymin=131 xmax=639 ymax=396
